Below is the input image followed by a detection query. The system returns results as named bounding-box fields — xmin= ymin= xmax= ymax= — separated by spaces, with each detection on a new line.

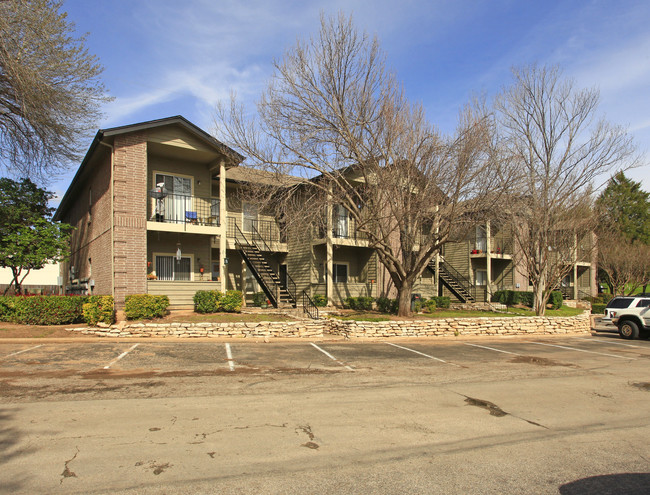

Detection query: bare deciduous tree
xmin=217 ymin=14 xmax=509 ymax=316
xmin=0 ymin=0 xmax=111 ymax=180
xmin=496 ymin=65 xmax=637 ymax=315
xmin=598 ymin=231 xmax=650 ymax=296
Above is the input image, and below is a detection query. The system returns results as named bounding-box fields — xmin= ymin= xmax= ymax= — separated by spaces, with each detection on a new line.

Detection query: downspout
xmin=98 ymin=138 xmax=115 ymax=301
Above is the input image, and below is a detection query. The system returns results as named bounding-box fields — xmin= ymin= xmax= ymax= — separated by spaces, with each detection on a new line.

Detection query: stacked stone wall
xmin=67 ymin=311 xmax=591 ymax=338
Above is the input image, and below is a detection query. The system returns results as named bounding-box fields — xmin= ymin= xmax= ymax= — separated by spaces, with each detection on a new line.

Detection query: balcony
xmin=314 ymin=216 xmax=369 ymax=246
xmin=469 ymin=235 xmax=513 ymax=257
xmin=226 ymin=216 xmax=287 ymax=251
xmin=147 ymin=193 xmax=220 ymax=233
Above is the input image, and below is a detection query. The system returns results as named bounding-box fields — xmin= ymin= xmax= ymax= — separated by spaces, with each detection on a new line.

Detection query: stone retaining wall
xmin=67 ymin=321 xmax=326 ymax=338
xmin=329 ymin=312 xmax=591 ymax=338
xmin=67 ymin=311 xmax=591 ymax=339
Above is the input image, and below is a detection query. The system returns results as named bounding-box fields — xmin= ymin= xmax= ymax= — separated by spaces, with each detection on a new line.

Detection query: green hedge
xmin=194 ymin=290 xmax=222 ymax=313
xmin=252 ymin=292 xmax=267 ymax=307
xmin=591 ymin=303 xmax=607 ymax=314
xmin=430 ymin=296 xmax=450 ymax=309
xmin=312 ymin=294 xmax=328 ymax=307
xmin=376 ymin=297 xmax=398 ymax=314
xmin=424 ymin=299 xmax=437 ymax=312
xmin=344 ymin=296 xmax=374 ymax=311
xmin=221 ymin=291 xmax=243 ymax=312
xmin=0 ymin=296 xmax=16 ymax=322
xmin=492 ymin=290 xmax=563 ymax=309
xmin=193 ymin=290 xmax=243 ymax=313
xmin=124 ymin=294 xmax=169 ymax=320
xmin=549 ymin=291 xmax=563 ymax=310
xmin=5 ymin=295 xmax=88 ymax=325
xmin=82 ymin=296 xmax=115 ymax=326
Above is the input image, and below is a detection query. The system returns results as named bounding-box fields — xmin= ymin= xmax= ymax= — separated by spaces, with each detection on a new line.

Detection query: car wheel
xmin=618 ymin=320 xmax=639 ymax=340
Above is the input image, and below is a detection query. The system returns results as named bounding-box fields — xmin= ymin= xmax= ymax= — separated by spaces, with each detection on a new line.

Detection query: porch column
xmin=241 ymin=256 xmax=247 ymax=307
xmin=219 ymin=160 xmax=228 ymax=293
xmin=486 ymin=220 xmax=492 ymax=301
xmin=573 ymin=233 xmax=578 ymax=300
xmin=326 ymin=186 xmax=333 ymax=305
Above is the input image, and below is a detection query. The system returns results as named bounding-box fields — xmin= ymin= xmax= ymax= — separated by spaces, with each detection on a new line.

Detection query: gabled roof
xmin=99 ymin=115 xmax=244 ymax=163
xmin=54 ymin=116 xmax=243 ymax=221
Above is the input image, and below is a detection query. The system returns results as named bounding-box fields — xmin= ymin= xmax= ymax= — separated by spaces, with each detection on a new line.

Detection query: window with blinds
xmin=156 ymin=256 xmax=191 ymax=281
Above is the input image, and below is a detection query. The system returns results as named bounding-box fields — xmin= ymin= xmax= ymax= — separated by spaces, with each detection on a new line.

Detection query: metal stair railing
xmin=432 ymin=258 xmax=476 ymax=303
xmin=302 ymin=291 xmax=319 ymax=319
xmin=233 ymin=224 xmax=281 ymax=306
xmin=233 ymin=223 xmax=297 ymax=307
xmin=283 ymin=272 xmax=297 ymax=307
xmin=248 ymin=222 xmax=296 ymax=307
xmin=439 ymin=261 xmax=476 ymax=302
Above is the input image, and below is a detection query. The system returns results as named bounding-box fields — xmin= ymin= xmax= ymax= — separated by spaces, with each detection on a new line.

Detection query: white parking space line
xmin=1 ymin=344 xmax=43 ymax=360
xmin=580 ymin=338 xmax=643 ymax=349
xmin=527 ymin=342 xmax=634 ymax=360
xmin=103 ymin=344 xmax=139 ymax=369
xmin=387 ymin=343 xmax=461 ymax=367
xmin=225 ymin=343 xmax=235 ymax=371
xmin=463 ymin=343 xmax=522 ymax=356
xmin=310 ymin=343 xmax=355 ymax=371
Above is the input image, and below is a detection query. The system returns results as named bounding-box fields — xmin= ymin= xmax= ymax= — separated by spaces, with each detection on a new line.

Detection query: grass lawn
xmin=331 ymin=305 xmax=585 ymax=321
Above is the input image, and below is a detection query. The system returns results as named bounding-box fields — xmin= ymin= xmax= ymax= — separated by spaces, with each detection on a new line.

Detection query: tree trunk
xmin=11 ymin=268 xmax=22 ymax=296
xmin=533 ymin=284 xmax=546 ymax=316
xmin=396 ymin=280 xmax=413 ymax=317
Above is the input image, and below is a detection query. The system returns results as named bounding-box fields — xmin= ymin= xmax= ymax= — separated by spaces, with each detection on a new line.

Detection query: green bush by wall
xmin=124 ymin=294 xmax=169 ymax=320
xmin=193 ymin=290 xmax=243 ymax=313
xmin=312 ymin=294 xmax=328 ymax=307
xmin=376 ymin=297 xmax=398 ymax=314
xmin=5 ymin=295 xmax=88 ymax=325
xmin=344 ymin=296 xmax=374 ymax=311
xmin=82 ymin=296 xmax=115 ymax=325
xmin=430 ymin=296 xmax=451 ymax=309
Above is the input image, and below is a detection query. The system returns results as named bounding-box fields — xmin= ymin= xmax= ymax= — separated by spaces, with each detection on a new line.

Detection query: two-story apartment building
xmin=55 ymin=116 xmax=596 ymax=309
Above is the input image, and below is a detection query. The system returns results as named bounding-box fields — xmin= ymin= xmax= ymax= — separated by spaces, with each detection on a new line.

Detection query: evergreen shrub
xmin=82 ymin=295 xmax=115 ymax=325
xmin=125 ymin=294 xmax=169 ymax=320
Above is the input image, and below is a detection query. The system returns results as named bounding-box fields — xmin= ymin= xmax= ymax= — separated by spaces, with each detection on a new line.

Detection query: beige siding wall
xmin=147 ymin=232 xmax=213 ymax=281
xmin=286 ymin=227 xmax=314 ymax=295
xmin=147 ymin=127 xmax=215 ymax=153
xmin=492 ymin=259 xmax=515 ymax=289
xmin=147 ymin=280 xmax=219 ymax=307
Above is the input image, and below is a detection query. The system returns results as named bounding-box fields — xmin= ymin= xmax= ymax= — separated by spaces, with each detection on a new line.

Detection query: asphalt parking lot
xmin=0 ymin=326 xmax=647 ymax=382
xmin=1 ymin=326 xmax=649 ymax=494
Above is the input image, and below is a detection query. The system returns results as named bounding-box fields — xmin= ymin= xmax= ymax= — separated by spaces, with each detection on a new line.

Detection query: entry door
xmin=212 ymin=262 xmax=220 ymax=282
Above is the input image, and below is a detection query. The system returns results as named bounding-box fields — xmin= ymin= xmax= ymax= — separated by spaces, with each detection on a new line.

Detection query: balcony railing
xmin=148 ymin=193 xmax=220 ymax=227
xmin=317 ymin=216 xmax=368 ymax=240
xmin=227 ymin=216 xmax=285 ymax=244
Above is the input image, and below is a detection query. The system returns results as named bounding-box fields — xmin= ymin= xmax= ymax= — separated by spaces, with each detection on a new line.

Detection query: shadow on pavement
xmin=560 ymin=473 xmax=650 ymax=494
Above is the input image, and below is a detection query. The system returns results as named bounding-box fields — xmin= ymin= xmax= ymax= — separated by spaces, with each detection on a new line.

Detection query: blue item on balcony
xmin=185 ymin=211 xmax=197 ymax=222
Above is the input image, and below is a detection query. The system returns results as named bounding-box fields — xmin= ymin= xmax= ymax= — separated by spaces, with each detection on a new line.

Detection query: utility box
xmin=411 ymin=293 xmax=421 ymax=311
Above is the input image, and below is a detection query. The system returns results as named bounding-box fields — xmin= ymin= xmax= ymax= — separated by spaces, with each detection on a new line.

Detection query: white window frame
xmin=152 ymin=171 xmax=195 ymax=223
xmin=153 ymin=252 xmax=194 ymax=281
xmin=474 ymin=269 xmax=488 ymax=286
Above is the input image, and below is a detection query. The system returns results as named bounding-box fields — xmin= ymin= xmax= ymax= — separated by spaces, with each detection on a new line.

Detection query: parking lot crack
xmin=296 ymin=424 xmax=319 ymax=449
xmin=60 ymin=446 xmax=79 ymax=484
xmin=451 ymin=391 xmax=549 ymax=429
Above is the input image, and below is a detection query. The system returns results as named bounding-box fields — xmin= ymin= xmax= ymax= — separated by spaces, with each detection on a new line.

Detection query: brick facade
xmin=112 ymin=133 xmax=148 ymax=307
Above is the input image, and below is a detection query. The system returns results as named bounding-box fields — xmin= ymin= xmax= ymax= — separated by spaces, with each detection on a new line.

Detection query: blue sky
xmin=52 ymin=0 xmax=650 ymax=200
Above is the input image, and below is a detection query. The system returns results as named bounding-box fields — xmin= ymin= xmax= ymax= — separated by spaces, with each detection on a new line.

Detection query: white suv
xmin=603 ymin=296 xmax=650 ymax=340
